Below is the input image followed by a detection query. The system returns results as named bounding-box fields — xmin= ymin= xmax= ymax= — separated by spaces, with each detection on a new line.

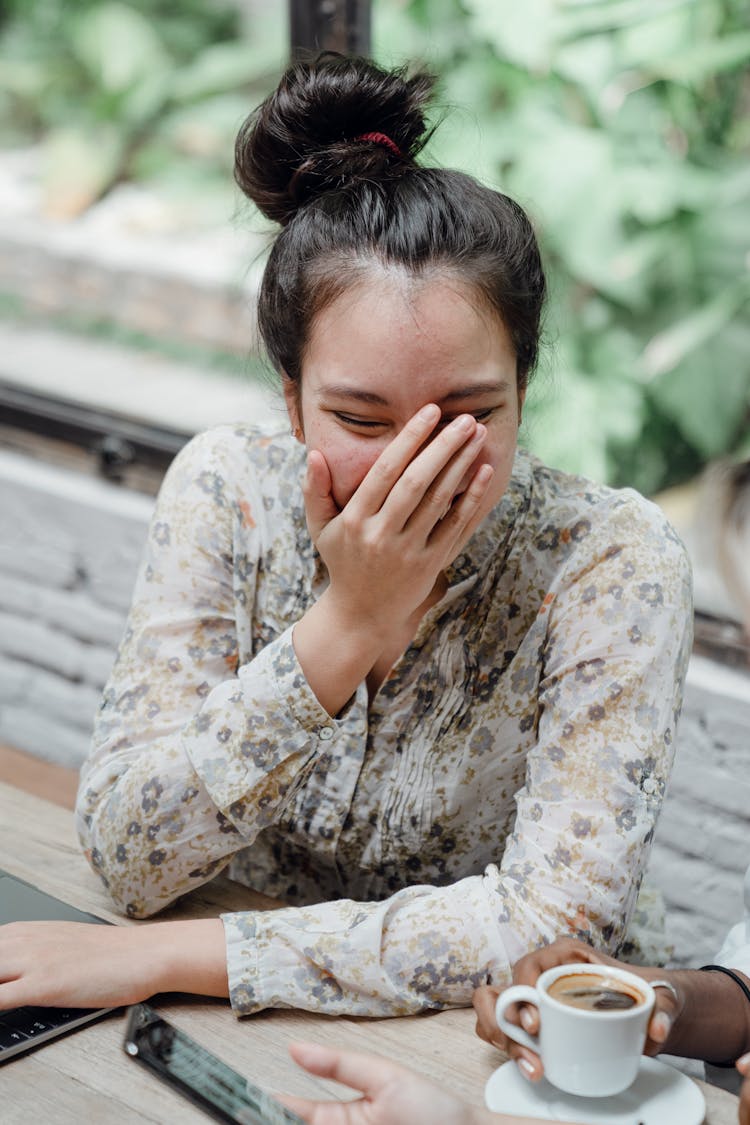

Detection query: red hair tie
xmin=354 ymin=132 xmax=403 ymax=158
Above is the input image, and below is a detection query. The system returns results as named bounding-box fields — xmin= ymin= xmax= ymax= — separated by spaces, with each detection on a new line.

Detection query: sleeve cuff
xmin=221 ymin=911 xmax=263 ymax=1015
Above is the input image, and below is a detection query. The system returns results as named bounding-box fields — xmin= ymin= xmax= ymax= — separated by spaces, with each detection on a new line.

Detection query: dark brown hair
xmin=235 ymin=53 xmax=546 ymax=392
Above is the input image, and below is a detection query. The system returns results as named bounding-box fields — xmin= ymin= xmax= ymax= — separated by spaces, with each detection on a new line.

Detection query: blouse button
xmin=318 ymin=725 xmax=334 ymax=741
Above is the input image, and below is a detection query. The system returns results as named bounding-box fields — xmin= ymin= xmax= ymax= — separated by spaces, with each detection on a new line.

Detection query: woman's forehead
xmin=310 ymin=261 xmax=494 ymax=323
xmin=303 ymin=270 xmax=517 ymax=393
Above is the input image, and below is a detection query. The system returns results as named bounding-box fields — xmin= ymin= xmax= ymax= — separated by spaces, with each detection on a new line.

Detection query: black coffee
xmin=547 ymin=972 xmax=643 ymax=1011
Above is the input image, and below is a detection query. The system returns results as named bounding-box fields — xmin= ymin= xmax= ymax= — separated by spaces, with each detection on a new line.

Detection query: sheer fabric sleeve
xmin=716 ymin=861 xmax=750 ymax=976
xmin=76 ymin=429 xmax=339 ymax=918
xmin=220 ymin=493 xmax=693 ymax=1016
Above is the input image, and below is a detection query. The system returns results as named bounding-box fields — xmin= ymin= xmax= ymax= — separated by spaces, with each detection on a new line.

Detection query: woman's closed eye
xmin=438 ymin=408 xmax=496 ymax=427
xmin=333 ymin=408 xmax=499 ymax=431
xmin=333 ymin=412 xmax=387 ymax=430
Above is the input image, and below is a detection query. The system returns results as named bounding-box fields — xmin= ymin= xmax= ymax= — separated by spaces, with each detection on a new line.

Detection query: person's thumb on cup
xmin=646 ymin=1009 xmax=672 ymax=1053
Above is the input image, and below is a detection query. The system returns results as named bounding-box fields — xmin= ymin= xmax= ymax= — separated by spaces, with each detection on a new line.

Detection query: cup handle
xmin=495 ymin=984 xmax=541 ymax=1053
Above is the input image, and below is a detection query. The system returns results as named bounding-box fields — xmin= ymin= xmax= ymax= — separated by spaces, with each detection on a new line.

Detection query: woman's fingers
xmin=492 ymin=997 xmax=543 ymax=1083
xmin=379 ymin=417 xmax=487 ymax=534
xmin=644 ymin=1009 xmax=673 ymax=1055
xmin=286 ymin=1042 xmax=398 ymax=1125
xmin=473 ymin=985 xmax=504 ymax=1047
xmin=513 ymin=939 xmax=606 ymax=987
xmin=473 ymin=985 xmax=543 ymax=1082
xmin=289 ymin=1040 xmax=398 ymax=1093
xmin=507 ymin=1043 xmax=544 ymax=1082
xmin=473 ymin=986 xmax=539 ymax=1046
xmin=422 ymin=460 xmax=493 ymax=556
xmin=642 ymin=978 xmax=683 ymax=1056
xmin=304 ymin=450 xmax=339 ymax=540
xmin=276 ymin=1091 xmax=350 ymax=1125
xmin=351 ymin=407 xmax=488 ymax=533
xmin=274 ymin=1092 xmax=319 ymax=1123
xmin=286 ymin=1042 xmax=474 ymax=1125
xmin=347 ymin=403 xmax=442 ymax=516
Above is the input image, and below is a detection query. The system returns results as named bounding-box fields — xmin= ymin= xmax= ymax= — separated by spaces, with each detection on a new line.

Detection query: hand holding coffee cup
xmin=495 ymin=962 xmax=656 ymax=1098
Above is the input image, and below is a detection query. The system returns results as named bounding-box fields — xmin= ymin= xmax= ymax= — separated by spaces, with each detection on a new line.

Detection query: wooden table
xmin=0 ymin=781 xmax=740 ymax=1124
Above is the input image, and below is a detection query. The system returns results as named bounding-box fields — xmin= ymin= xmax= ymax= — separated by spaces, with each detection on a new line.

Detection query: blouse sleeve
xmin=76 ymin=429 xmax=340 ymax=918
xmin=220 ymin=491 xmax=693 ymax=1016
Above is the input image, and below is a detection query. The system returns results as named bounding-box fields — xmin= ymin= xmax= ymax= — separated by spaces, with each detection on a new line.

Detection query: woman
xmin=1 ymin=54 xmax=691 ymax=1017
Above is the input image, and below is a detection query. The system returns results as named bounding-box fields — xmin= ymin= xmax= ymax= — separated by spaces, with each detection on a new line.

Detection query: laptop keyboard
xmin=0 ymin=1006 xmax=100 ymax=1056
xmin=0 ymin=870 xmax=115 ymax=1062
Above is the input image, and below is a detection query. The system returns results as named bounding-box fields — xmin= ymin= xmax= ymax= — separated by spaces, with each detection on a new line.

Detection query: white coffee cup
xmin=495 ymin=962 xmax=655 ymax=1098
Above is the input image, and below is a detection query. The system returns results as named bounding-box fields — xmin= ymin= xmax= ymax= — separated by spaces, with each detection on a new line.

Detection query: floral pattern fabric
xmin=76 ymin=423 xmax=692 ymax=1016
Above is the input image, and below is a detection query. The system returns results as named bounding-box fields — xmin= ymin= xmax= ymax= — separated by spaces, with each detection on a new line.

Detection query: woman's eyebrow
xmin=318 ymin=381 xmax=510 ymax=406
xmin=439 ymin=381 xmax=511 ymax=404
xmin=317 ymin=385 xmax=389 ymax=405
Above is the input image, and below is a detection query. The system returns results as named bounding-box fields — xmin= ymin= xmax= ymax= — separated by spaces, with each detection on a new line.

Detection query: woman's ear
xmin=283 ymin=378 xmax=304 ymax=442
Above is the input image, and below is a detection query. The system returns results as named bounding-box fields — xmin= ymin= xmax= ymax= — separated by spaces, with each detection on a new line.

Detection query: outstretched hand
xmin=279 ymin=1041 xmax=574 ymax=1125
xmin=473 ymin=937 xmax=683 ymax=1084
xmin=281 ymin=1041 xmax=485 ymax=1125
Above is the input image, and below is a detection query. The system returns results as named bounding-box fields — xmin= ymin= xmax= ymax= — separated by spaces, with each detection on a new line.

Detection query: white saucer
xmin=484 ymin=1056 xmax=705 ymax=1124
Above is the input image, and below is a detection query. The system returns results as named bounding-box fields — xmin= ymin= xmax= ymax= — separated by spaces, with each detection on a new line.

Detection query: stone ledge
xmin=0 ymin=228 xmax=258 ymax=356
xmin=0 ymin=320 xmax=279 ymax=437
xmin=0 ymin=149 xmax=269 ymax=356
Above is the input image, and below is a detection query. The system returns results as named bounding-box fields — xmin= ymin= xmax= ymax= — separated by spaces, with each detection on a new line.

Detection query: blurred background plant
xmin=1 ymin=0 xmax=748 ymax=494
xmin=376 ymin=0 xmax=750 ymax=493
xmin=0 ymin=0 xmax=284 ymax=222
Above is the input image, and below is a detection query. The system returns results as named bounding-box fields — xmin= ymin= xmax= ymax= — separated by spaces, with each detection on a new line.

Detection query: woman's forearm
xmin=153 ymin=918 xmax=229 ymax=997
xmin=0 ymin=918 xmax=229 ymax=1011
xmin=291 ymin=588 xmax=390 ymax=716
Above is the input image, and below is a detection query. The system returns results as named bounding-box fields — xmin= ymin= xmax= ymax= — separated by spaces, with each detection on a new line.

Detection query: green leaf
xmin=464 ymin=0 xmax=558 ymax=71
xmin=650 ymin=345 xmax=750 ymax=459
xmin=645 ymin=32 xmax=750 ymax=83
xmin=118 ymin=72 xmax=173 ymax=128
xmin=557 ymin=0 xmax=693 ymax=40
xmin=618 ymin=6 xmax=695 ymax=68
xmin=640 ymin=278 xmax=750 ymax=380
xmin=72 ymin=3 xmax=170 ymax=94
xmin=170 ymin=39 xmax=284 ymax=105
xmin=554 ymin=34 xmax=616 ymax=94
xmin=617 ymin=163 xmax=713 ymax=223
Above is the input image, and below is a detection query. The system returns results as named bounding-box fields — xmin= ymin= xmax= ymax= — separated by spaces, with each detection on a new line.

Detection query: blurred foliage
xmin=0 ymin=0 xmax=286 ymax=217
xmin=374 ymin=0 xmax=750 ymax=493
xmin=0 ymin=0 xmax=748 ymax=493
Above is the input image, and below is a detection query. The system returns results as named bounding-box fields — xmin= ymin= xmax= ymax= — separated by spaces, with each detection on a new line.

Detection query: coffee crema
xmin=547 ymin=972 xmax=644 ymax=1011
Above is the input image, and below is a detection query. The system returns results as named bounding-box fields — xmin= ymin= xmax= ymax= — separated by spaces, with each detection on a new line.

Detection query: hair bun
xmin=235 ymin=53 xmax=435 ymax=225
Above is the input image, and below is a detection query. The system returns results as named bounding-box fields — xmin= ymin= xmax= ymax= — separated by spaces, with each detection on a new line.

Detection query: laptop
xmin=0 ymin=867 xmax=115 ymax=1062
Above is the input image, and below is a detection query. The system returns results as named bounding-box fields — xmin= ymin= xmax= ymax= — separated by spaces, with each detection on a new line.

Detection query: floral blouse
xmin=76 ymin=423 xmax=692 ymax=1017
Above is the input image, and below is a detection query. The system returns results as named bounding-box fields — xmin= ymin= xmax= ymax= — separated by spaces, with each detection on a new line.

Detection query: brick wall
xmin=0 ymin=449 xmax=152 ymax=764
xmin=3 ymin=448 xmax=749 ymax=964
xmin=649 ymin=656 xmax=750 ymax=967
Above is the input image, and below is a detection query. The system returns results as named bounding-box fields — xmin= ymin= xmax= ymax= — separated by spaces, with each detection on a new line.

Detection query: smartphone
xmin=123 ymin=1003 xmax=307 ymax=1125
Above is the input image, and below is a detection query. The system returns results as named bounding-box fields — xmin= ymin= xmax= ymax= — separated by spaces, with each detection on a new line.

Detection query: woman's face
xmin=286 ymin=268 xmax=523 ymax=523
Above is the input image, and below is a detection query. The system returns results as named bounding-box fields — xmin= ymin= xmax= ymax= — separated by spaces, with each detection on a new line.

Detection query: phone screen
xmin=123 ymin=1004 xmax=307 ymax=1125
